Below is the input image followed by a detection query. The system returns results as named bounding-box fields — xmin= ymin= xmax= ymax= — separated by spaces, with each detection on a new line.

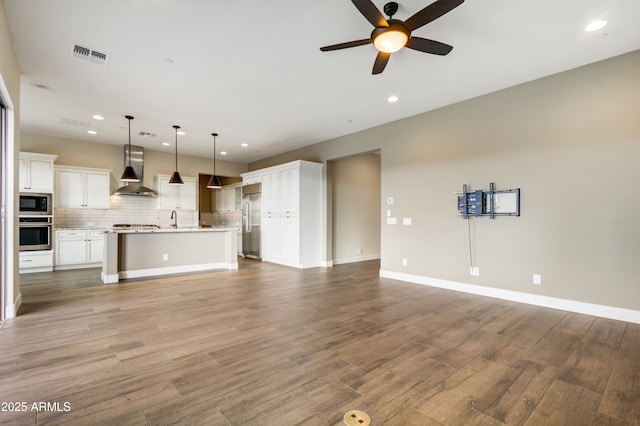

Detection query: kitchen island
xmin=101 ymin=227 xmax=238 ymax=284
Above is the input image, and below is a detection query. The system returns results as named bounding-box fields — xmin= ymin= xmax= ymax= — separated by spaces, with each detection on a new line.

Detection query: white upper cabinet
xmin=19 ymin=152 xmax=57 ymax=193
xmin=55 ymin=166 xmax=111 ymax=209
xmin=214 ymin=183 xmax=241 ymax=213
xmin=155 ymin=174 xmax=197 ymax=210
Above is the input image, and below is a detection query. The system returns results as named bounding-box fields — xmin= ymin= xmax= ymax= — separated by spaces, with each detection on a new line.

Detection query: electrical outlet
xmin=402 ymin=258 xmax=407 ymax=266
xmin=343 ymin=410 xmax=371 ymax=426
xmin=356 ymin=248 xmax=363 ymax=255
xmin=533 ymin=274 xmax=542 ymax=285
xmin=86 ymin=221 xmax=94 ymax=226
xmin=162 ymin=253 xmax=169 ymax=261
xmin=470 ymin=266 xmax=480 ymax=276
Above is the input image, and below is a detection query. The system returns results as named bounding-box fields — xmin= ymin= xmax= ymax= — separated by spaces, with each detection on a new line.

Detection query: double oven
xmin=19 ymin=193 xmax=53 ymax=251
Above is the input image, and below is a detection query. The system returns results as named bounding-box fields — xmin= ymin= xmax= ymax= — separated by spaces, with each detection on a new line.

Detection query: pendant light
xmin=207 ymin=132 xmax=222 ymax=189
xmin=120 ymin=115 xmax=140 ymax=182
xmin=169 ymin=125 xmax=184 ymax=185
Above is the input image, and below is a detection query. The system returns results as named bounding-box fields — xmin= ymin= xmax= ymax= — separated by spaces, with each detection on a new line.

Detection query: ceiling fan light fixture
xmin=373 ymin=29 xmax=409 ymax=53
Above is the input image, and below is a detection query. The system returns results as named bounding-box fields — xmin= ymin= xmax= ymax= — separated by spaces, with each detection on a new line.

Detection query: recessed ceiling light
xmin=177 ymin=131 xmax=185 ymax=136
xmin=92 ymin=114 xmax=104 ymax=120
xmin=87 ymin=130 xmax=97 ymax=135
xmin=220 ymin=151 xmax=227 ymax=155
xmin=162 ymin=142 xmax=170 ymax=146
xmin=241 ymin=143 xmax=248 ymax=147
xmin=585 ymin=20 xmax=607 ymax=32
xmin=387 ymin=95 xmax=399 ymax=103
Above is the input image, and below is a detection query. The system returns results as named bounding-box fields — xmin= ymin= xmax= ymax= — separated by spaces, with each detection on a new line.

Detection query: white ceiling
xmin=4 ymin=0 xmax=640 ymax=164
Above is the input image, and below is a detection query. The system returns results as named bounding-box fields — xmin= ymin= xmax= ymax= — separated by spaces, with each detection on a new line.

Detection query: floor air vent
xmin=70 ymin=43 xmax=109 ymax=66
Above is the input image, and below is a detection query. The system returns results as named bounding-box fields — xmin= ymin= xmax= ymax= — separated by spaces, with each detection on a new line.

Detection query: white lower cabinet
xmin=55 ymin=230 xmax=104 ymax=269
xmin=19 ymin=250 xmax=54 ymax=273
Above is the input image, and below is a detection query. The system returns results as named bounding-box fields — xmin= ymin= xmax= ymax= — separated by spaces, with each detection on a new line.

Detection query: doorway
xmin=330 ymin=151 xmax=381 ymax=265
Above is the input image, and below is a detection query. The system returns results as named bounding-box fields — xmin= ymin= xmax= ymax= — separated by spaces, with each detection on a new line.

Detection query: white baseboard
xmin=56 ymin=263 xmax=101 ymax=271
xmin=321 ymin=260 xmax=334 ymax=267
xmin=379 ymin=269 xmax=640 ymax=325
xmin=19 ymin=266 xmax=53 ymax=274
xmin=6 ymin=292 xmax=22 ymax=318
xmin=120 ymin=262 xmax=238 ymax=281
xmin=333 ymin=254 xmax=380 ymax=265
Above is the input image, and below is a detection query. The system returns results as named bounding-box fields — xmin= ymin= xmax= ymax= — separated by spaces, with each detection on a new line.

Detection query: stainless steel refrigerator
xmin=241 ymin=183 xmax=261 ymax=259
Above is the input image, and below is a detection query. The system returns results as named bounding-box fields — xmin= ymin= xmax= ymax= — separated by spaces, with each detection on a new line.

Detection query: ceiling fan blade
xmin=372 ymin=51 xmax=391 ymax=74
xmin=404 ymin=0 xmax=464 ymax=32
xmin=406 ymin=37 xmax=453 ymax=55
xmin=351 ymin=0 xmax=389 ymax=28
xmin=320 ymin=39 xmax=372 ymax=52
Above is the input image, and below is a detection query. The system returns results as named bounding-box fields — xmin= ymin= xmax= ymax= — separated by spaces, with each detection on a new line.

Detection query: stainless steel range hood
xmin=114 ymin=145 xmax=158 ymax=196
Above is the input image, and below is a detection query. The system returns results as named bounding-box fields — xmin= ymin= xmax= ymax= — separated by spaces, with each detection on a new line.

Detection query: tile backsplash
xmin=54 ymin=195 xmax=197 ymax=229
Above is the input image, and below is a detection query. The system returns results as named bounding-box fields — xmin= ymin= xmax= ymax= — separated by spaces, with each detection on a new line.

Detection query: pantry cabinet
xmin=55 ymin=166 xmax=111 ymax=209
xmin=154 ymin=174 xmax=197 ymax=210
xmin=19 ymin=152 xmax=57 ymax=193
xmin=242 ymin=160 xmax=322 ymax=269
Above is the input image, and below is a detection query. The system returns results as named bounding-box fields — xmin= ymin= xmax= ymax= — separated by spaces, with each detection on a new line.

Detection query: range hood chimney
xmin=114 ymin=145 xmax=157 ymax=196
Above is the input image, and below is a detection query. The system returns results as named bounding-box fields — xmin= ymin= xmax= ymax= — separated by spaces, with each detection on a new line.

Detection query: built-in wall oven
xmin=19 ymin=216 xmax=53 ymax=251
xmin=19 ymin=193 xmax=52 ymax=215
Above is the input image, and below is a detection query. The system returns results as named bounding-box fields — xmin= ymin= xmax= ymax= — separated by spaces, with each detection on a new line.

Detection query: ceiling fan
xmin=320 ymin=0 xmax=464 ymax=74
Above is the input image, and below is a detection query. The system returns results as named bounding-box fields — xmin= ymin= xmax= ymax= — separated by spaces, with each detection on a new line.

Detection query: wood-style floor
xmin=1 ymin=259 xmax=639 ymax=425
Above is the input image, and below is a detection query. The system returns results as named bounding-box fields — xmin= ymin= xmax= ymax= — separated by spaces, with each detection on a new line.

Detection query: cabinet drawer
xmin=56 ymin=230 xmax=87 ymax=239
xmin=87 ymin=230 xmax=104 ymax=239
xmin=20 ymin=251 xmax=53 ymax=268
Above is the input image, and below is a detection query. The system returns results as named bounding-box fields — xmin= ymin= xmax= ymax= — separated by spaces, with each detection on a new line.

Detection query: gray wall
xmin=251 ymin=50 xmax=640 ymax=312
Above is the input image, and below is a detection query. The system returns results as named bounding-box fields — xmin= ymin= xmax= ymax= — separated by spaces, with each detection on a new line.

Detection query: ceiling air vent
xmin=70 ymin=43 xmax=109 ymax=66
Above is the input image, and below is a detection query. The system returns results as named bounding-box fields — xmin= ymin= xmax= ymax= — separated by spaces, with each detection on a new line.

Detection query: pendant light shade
xmin=121 ymin=115 xmax=140 ymax=182
xmin=207 ymin=132 xmax=222 ymax=189
xmin=169 ymin=125 xmax=184 ymax=185
xmin=207 ymin=175 xmax=222 ymax=189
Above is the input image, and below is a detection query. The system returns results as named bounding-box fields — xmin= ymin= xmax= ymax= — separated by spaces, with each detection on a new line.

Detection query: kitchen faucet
xmin=170 ymin=210 xmax=177 ymax=228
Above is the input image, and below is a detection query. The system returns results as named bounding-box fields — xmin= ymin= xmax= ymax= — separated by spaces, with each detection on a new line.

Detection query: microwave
xmin=19 ymin=193 xmax=52 ymax=215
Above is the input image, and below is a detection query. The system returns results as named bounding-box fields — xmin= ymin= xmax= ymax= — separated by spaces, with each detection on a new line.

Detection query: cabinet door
xmin=28 ymin=159 xmax=55 ymax=193
xmin=281 ymin=214 xmax=300 ymax=265
xmin=157 ymin=176 xmax=179 ymax=210
xmin=56 ymin=238 xmax=87 ymax=265
xmin=85 ymin=171 xmax=110 ymax=209
xmin=87 ymin=237 xmax=104 ymax=263
xmin=261 ymin=173 xmax=273 ymax=214
xmin=19 ymin=158 xmax=28 ymax=191
xmin=179 ymin=178 xmax=197 ymax=210
xmin=56 ymin=169 xmax=85 ymax=208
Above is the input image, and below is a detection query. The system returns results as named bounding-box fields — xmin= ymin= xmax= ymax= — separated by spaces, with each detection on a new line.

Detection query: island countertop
xmin=105 ymin=226 xmax=239 ymax=234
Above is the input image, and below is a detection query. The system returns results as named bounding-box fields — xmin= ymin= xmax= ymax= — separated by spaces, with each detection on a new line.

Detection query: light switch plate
xmin=402 ymin=217 xmax=412 ymax=225
xmin=387 ymin=217 xmax=397 ymax=225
